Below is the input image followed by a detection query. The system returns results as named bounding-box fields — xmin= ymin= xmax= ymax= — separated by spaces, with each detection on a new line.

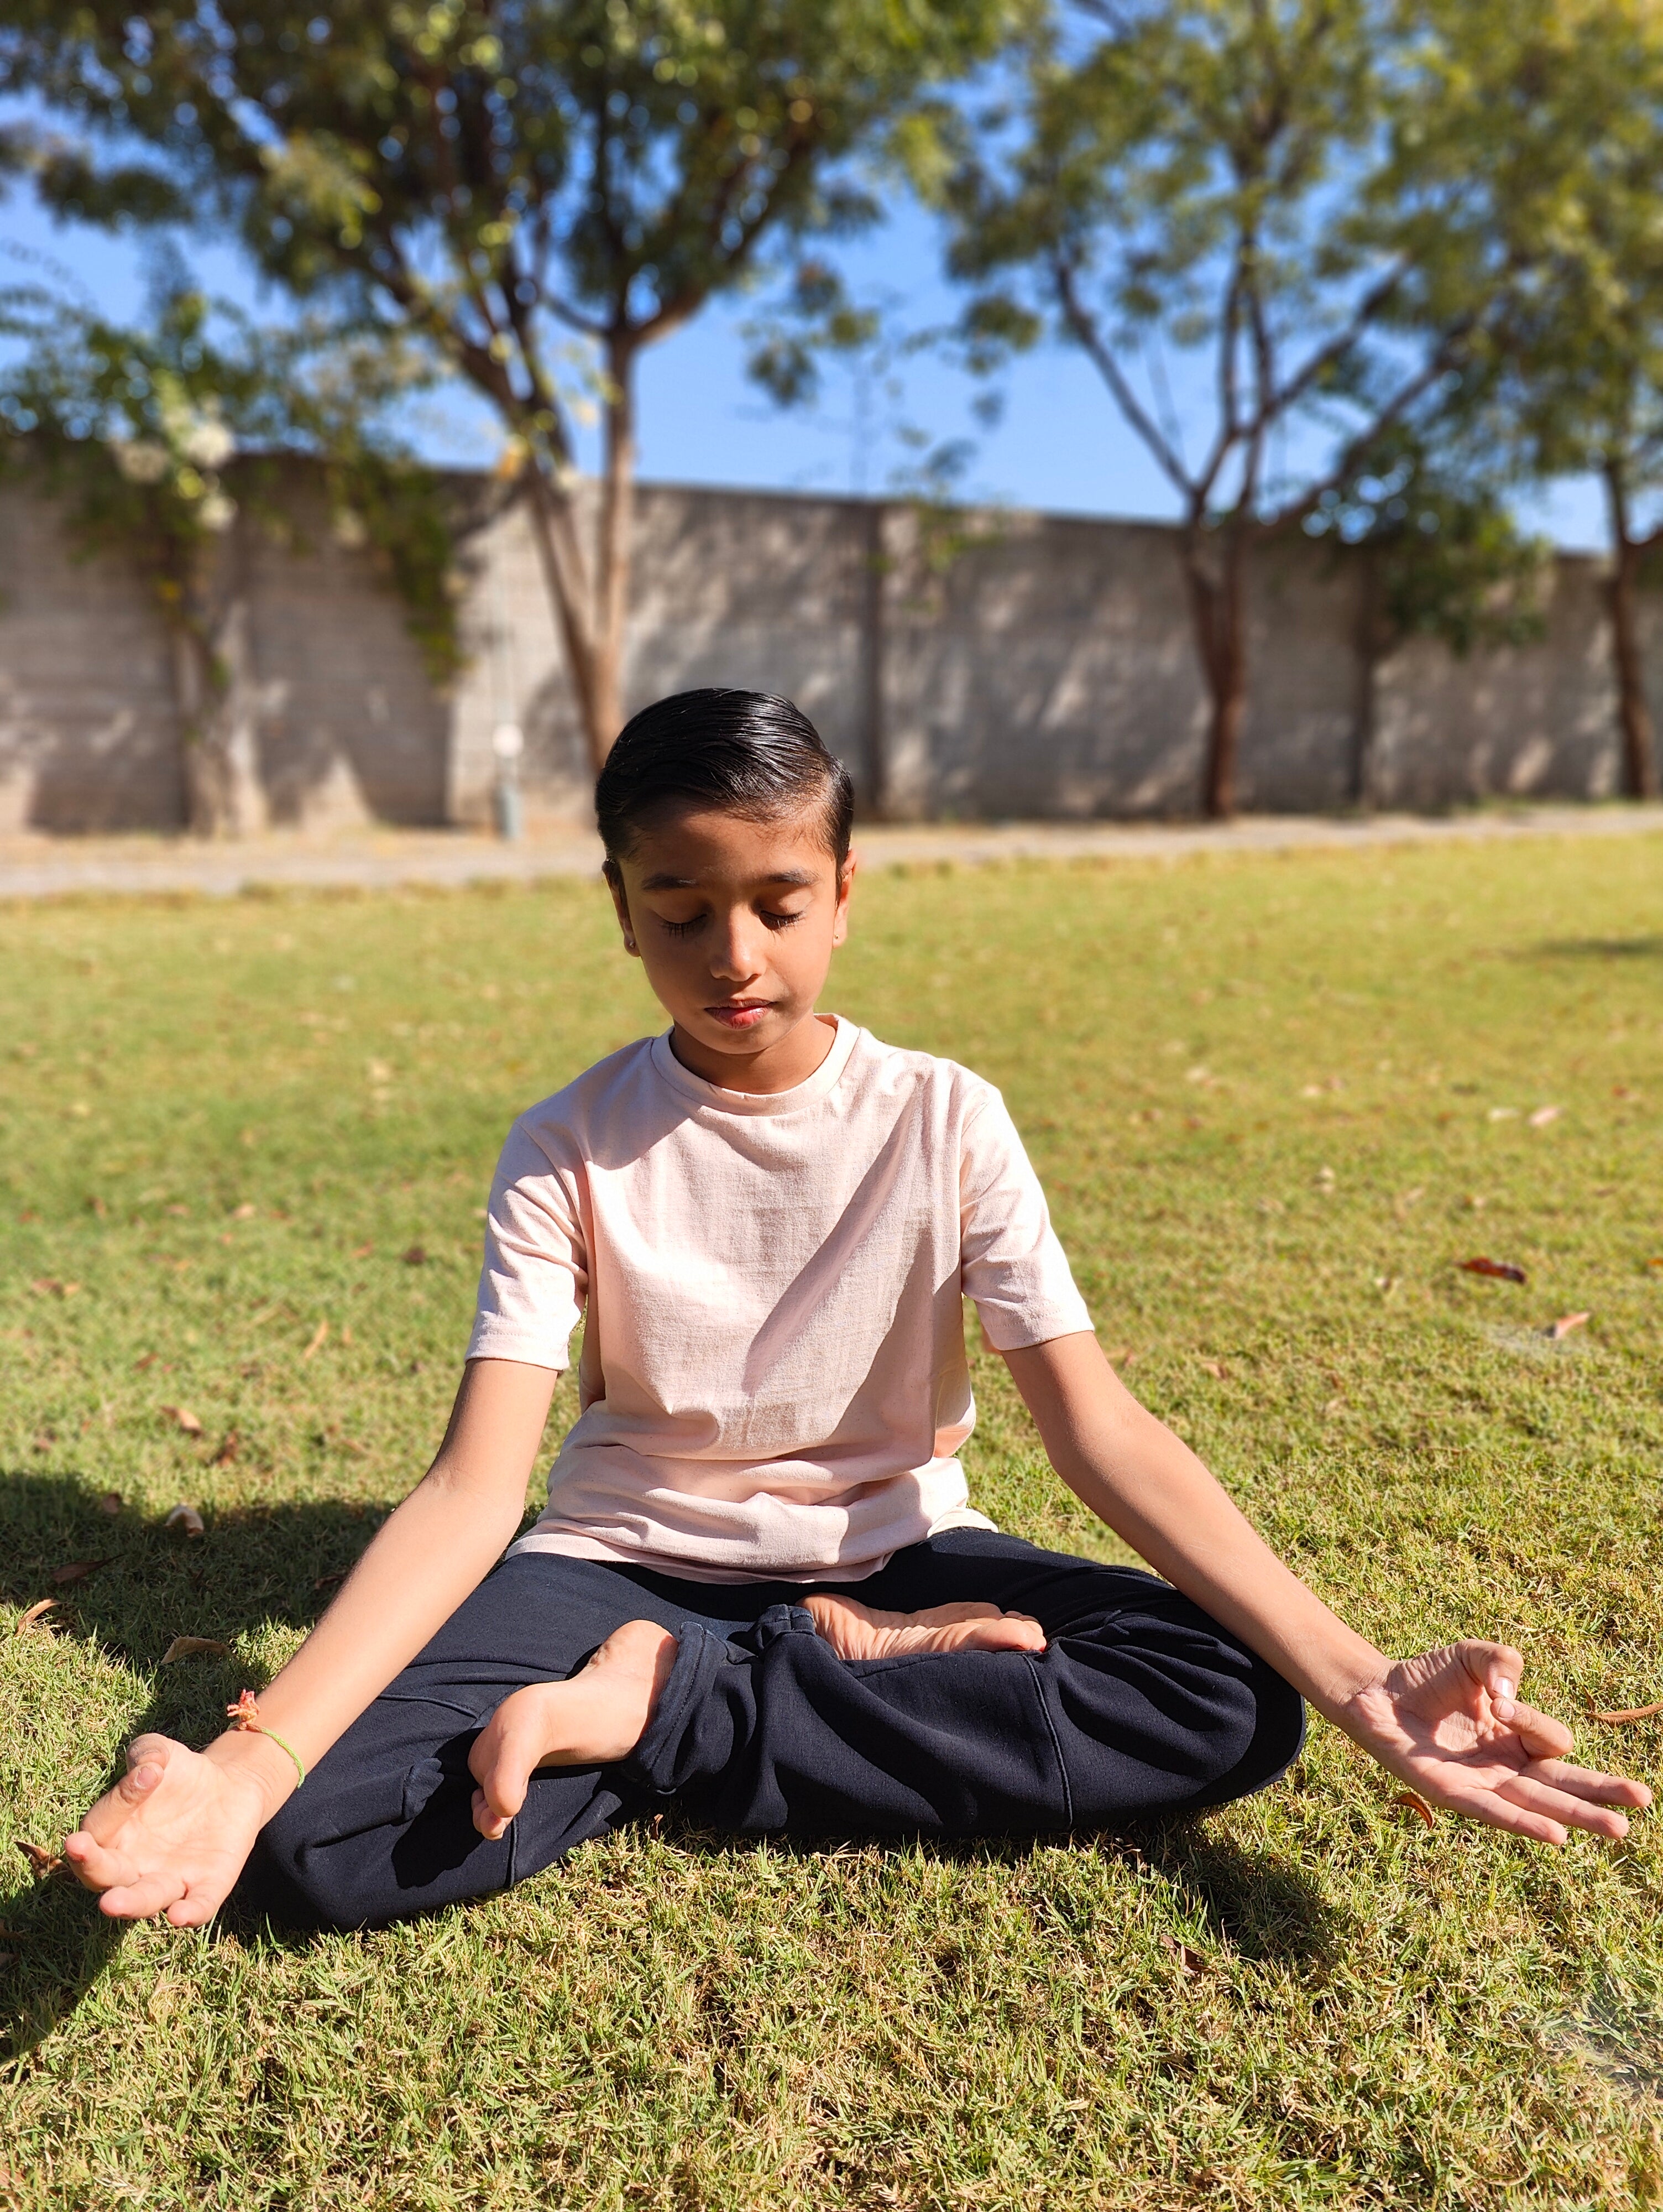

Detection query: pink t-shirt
xmin=468 ymin=1017 xmax=1092 ymax=1583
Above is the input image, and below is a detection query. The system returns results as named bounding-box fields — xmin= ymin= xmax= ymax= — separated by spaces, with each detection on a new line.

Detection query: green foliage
xmin=0 ymin=278 xmax=463 ymax=690
xmin=1 ymin=0 xmax=1019 ymax=494
xmin=1304 ymin=425 xmax=1551 ymax=658
xmin=4 ymin=838 xmax=1663 ymax=2203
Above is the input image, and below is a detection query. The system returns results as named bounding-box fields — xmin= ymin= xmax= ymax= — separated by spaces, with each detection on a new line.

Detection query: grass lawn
xmin=3 ymin=830 xmax=1663 ymax=2210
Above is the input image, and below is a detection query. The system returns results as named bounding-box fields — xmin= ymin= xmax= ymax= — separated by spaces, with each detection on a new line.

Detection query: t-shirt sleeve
xmin=466 ymin=1117 xmax=588 ymax=1371
xmin=958 ymin=1084 xmax=1092 ymax=1352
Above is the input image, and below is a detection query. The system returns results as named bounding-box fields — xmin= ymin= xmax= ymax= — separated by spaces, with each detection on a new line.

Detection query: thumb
xmin=1458 ymin=1640 xmax=1525 ymax=1723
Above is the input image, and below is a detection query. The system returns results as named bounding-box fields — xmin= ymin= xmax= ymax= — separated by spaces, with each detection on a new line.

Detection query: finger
xmin=62 ymin=1830 xmax=138 ymax=1893
xmin=1429 ymin=1781 xmax=1568 ymax=1847
xmin=1527 ymin=1757 xmax=1652 ymax=1809
xmin=77 ymin=1740 xmax=172 ymax=1844
xmin=1507 ymin=1701 xmax=1575 ymax=1761
xmin=1457 ymin=1641 xmax=1526 ymax=1724
xmin=97 ymin=1870 xmax=190 ymax=1920
xmin=166 ymin=1885 xmax=227 ymax=1929
xmin=1498 ymin=1772 xmax=1634 ymax=1839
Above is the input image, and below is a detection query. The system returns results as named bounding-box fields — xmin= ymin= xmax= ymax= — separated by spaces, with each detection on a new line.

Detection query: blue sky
xmin=1 ymin=174 xmax=1608 ymax=551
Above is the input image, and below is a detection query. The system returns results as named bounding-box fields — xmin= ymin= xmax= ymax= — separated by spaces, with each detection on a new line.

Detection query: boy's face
xmin=606 ymin=802 xmax=855 ymax=1089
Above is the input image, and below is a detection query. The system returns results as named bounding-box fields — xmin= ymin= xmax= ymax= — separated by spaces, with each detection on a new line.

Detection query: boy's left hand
xmin=1337 ymin=1640 xmax=1651 ymax=1844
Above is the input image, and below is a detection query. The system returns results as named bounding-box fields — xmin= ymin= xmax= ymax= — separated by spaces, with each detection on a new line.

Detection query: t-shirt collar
xmin=649 ymin=1014 xmax=860 ymax=1117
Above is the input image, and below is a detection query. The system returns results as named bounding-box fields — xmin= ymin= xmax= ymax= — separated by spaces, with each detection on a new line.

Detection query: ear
xmin=603 ymin=860 xmax=639 ymax=956
xmin=830 ymin=849 xmax=857 ymax=947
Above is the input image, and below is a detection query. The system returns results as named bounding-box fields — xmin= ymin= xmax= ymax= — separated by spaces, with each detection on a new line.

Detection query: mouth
xmin=704 ymin=999 xmax=775 ymax=1030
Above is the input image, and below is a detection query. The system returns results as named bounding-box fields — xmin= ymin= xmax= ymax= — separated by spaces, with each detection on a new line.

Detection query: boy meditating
xmin=66 ymin=690 xmax=1646 ymax=1930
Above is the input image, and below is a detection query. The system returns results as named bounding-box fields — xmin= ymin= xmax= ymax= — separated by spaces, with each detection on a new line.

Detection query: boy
xmin=66 ymin=690 xmax=1646 ymax=1929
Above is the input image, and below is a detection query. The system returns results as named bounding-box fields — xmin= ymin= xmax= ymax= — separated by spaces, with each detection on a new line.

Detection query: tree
xmin=2 ymin=0 xmax=1018 ymax=770
xmin=926 ymin=0 xmax=1526 ymax=818
xmin=1304 ymin=421 xmax=1550 ymax=805
xmin=1403 ymin=0 xmax=1663 ymax=799
xmin=0 ymin=270 xmax=457 ymax=831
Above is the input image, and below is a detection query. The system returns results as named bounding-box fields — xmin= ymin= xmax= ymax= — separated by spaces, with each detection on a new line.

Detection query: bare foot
xmin=469 ymin=1619 xmax=677 ymax=1840
xmin=803 ymin=1594 xmax=1047 ymax=1660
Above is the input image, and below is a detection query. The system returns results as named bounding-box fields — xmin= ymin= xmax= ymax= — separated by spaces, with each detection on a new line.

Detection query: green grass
xmin=3 ymin=833 xmax=1663 ymax=2210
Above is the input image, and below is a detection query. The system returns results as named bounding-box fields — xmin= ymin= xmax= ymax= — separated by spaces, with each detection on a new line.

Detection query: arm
xmin=64 ymin=1357 xmax=557 ymax=1924
xmin=1004 ymin=1333 xmax=1649 ymax=1846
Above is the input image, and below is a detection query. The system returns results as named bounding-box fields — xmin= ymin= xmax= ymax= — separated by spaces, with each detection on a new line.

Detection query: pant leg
xmin=616 ymin=1532 xmax=1304 ymax=1839
xmin=237 ymin=1552 xmax=754 ymax=1931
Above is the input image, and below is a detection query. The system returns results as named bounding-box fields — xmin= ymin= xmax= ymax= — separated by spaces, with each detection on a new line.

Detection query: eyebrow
xmin=640 ymin=869 xmax=818 ymax=891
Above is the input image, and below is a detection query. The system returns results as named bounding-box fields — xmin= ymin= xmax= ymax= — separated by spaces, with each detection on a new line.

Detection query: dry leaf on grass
xmin=352 ymin=1241 xmax=374 ymax=1259
xmin=313 ymin=1569 xmax=348 ymax=1592
xmin=97 ymin=1490 xmax=122 ymax=1514
xmin=14 ymin=1600 xmax=57 ymax=1634
xmin=1546 ymin=1312 xmax=1591 ymax=1341
xmin=165 ymin=1503 xmax=205 ymax=1538
xmin=302 ymin=1319 xmax=329 ymax=1361
xmin=1589 ymin=1699 xmax=1663 ymax=1724
xmin=1198 ymin=1359 xmax=1230 ymax=1380
xmin=1396 ymin=1791 xmax=1437 ymax=1829
xmin=161 ymin=1636 xmax=229 ymax=1664
xmin=17 ymin=1841 xmax=62 ymax=1879
xmin=1160 ymin=1933 xmax=1207 ymax=1976
xmin=133 ymin=1350 xmax=159 ymax=1370
xmin=1460 ymin=1256 xmax=1528 ymax=1284
xmin=208 ymin=1431 xmax=240 ymax=1466
xmin=1528 ymin=1105 xmax=1563 ymax=1128
xmin=29 ymin=1277 xmax=80 ymax=1298
xmin=230 ymin=1203 xmax=257 ymax=1220
xmin=160 ymin=1404 xmax=203 ymax=1436
xmin=401 ymin=1244 xmax=428 ymax=1266
xmin=51 ymin=1559 xmax=108 ymax=1587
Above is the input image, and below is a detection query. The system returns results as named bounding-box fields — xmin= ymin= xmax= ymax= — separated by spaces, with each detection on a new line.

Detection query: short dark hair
xmin=595 ymin=689 xmax=854 ymax=871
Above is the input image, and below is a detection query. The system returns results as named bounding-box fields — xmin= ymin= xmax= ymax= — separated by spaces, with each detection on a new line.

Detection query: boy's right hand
xmin=62 ymin=1732 xmax=291 ymax=1927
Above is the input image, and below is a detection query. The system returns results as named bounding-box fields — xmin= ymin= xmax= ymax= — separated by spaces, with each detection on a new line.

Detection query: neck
xmin=667 ymin=1012 xmax=838 ymax=1094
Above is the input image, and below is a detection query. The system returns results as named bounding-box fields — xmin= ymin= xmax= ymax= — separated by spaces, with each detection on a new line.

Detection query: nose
xmin=708 ymin=906 xmax=768 ymax=983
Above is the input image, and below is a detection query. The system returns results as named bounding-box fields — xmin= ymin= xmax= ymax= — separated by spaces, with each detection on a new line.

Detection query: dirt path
xmin=3 ymin=801 xmax=1660 ymax=900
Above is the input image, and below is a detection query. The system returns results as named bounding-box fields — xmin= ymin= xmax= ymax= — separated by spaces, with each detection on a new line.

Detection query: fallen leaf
xmin=1460 ymin=1257 xmax=1528 ymax=1284
xmin=302 ymin=1319 xmax=329 ymax=1360
xmin=161 ymin=1636 xmax=229 ymax=1664
xmin=1648 ymin=1258 xmax=1663 ymax=1272
xmin=352 ymin=1242 xmax=374 ymax=1259
xmin=50 ymin=1559 xmax=108 ymax=1587
xmin=17 ymin=1841 xmax=62 ymax=1879
xmin=1198 ymin=1358 xmax=1230 ymax=1380
xmin=1487 ymin=1106 xmax=1518 ymax=1122
xmin=1589 ymin=1699 xmax=1663 ymax=1725
xmin=1546 ymin=1312 xmax=1591 ymax=1341
xmin=340 ymin=1324 xmax=354 ymax=1347
xmin=1160 ymin=1933 xmax=1206 ymax=1975
xmin=1528 ymin=1105 xmax=1562 ymax=1129
xmin=231 ymin=1202 xmax=257 ymax=1220
xmin=313 ymin=1569 xmax=348 ymax=1592
xmin=208 ymin=1430 xmax=240 ymax=1466
xmin=133 ymin=1350 xmax=159 ymax=1370
xmin=401 ymin=1244 xmax=427 ymax=1267
xmin=1392 ymin=1186 xmax=1425 ymax=1219
xmin=97 ymin=1490 xmax=122 ymax=1515
xmin=1395 ymin=1790 xmax=1437 ymax=1829
xmin=165 ymin=1503 xmax=205 ymax=1538
xmin=14 ymin=1599 xmax=57 ymax=1634
xmin=160 ymin=1405 xmax=203 ymax=1436
xmin=29 ymin=1277 xmax=78 ymax=1297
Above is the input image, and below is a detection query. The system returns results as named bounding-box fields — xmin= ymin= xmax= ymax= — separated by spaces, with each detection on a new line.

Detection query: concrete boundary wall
xmin=0 ymin=459 xmax=1651 ymax=834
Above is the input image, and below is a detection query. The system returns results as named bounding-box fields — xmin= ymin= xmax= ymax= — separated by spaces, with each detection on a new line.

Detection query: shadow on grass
xmin=3 ymin=1467 xmax=386 ymax=2060
xmin=1525 ymin=936 xmax=1663 ymax=960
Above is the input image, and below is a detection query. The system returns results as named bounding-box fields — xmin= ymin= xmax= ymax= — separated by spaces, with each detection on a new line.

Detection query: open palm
xmin=62 ymin=1735 xmax=270 ymax=1927
xmin=1343 ymin=1640 xmax=1650 ymax=1845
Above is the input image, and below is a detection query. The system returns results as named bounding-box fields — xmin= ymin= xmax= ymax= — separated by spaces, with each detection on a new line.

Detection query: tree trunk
xmin=518 ymin=463 xmax=603 ymax=769
xmin=1603 ymin=460 xmax=1661 ymax=801
xmin=1180 ymin=524 xmax=1249 ymax=820
xmin=592 ymin=334 xmax=637 ymax=764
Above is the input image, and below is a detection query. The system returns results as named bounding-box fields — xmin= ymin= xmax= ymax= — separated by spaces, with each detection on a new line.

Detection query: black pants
xmin=239 ymin=1531 xmax=1304 ymax=1930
